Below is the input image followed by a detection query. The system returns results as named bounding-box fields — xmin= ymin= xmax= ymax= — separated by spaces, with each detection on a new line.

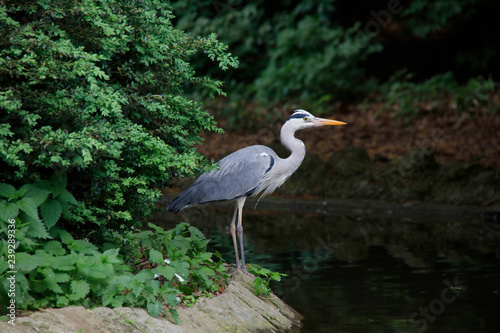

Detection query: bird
xmin=167 ymin=109 xmax=346 ymax=273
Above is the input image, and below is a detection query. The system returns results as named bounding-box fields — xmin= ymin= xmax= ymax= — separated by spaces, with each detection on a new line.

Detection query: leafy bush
xmin=401 ymin=0 xmax=478 ymax=37
xmin=0 ymin=179 xmax=229 ymax=323
xmin=379 ymin=71 xmax=498 ymax=119
xmin=172 ymin=0 xmax=382 ymax=106
xmin=102 ymin=222 xmax=229 ymax=323
xmin=380 ymin=71 xmax=457 ymax=117
xmin=0 ymin=0 xmax=238 ymax=238
xmin=0 ymin=227 xmax=130 ymax=311
xmin=172 ymin=0 xmax=499 ymax=116
xmin=0 ymin=174 xmax=76 ymax=242
xmin=255 ymin=18 xmax=381 ymax=105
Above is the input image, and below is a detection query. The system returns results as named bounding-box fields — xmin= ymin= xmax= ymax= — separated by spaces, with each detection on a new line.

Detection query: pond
xmin=154 ymin=197 xmax=500 ymax=333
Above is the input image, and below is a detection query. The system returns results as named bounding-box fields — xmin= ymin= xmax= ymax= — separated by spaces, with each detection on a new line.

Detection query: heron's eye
xmin=303 ymin=117 xmax=310 ymax=122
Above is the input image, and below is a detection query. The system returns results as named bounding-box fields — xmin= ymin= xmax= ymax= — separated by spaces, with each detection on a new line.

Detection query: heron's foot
xmin=237 ymin=265 xmax=255 ymax=278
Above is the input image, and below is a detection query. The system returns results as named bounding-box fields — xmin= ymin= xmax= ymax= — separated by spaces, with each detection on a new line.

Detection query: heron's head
xmin=285 ymin=109 xmax=346 ymax=130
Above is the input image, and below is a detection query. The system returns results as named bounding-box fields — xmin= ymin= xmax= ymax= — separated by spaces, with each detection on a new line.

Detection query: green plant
xmin=172 ymin=0 xmax=382 ymax=108
xmin=173 ymin=0 xmax=500 ymax=120
xmin=247 ymin=264 xmax=287 ymax=298
xmin=402 ymin=0 xmax=477 ymax=37
xmin=0 ymin=220 xmax=228 ymax=324
xmin=0 ymin=177 xmax=228 ymax=324
xmin=380 ymin=71 xmax=457 ymax=118
xmin=0 ymin=0 xmax=238 ymax=239
xmin=378 ymin=70 xmax=499 ymax=120
xmin=0 ymin=174 xmax=77 ymax=242
xmin=0 ymin=227 xmax=130 ymax=310
xmin=90 ymin=222 xmax=229 ymax=323
xmin=453 ymin=75 xmax=498 ymax=113
xmin=0 ymin=176 xmax=93 ymax=311
xmin=123 ymin=222 xmax=229 ymax=307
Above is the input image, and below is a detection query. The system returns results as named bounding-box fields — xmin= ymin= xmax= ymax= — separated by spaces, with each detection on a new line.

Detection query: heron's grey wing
xmin=167 ymin=146 xmax=276 ymax=212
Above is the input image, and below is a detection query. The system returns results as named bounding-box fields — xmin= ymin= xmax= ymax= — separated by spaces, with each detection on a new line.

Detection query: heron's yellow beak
xmin=314 ymin=117 xmax=347 ymax=126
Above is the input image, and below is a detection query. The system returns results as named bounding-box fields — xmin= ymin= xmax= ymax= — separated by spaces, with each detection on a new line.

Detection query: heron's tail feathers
xmin=167 ymin=191 xmax=193 ymax=213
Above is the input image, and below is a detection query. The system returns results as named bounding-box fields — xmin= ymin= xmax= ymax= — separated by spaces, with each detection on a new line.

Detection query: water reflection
xmin=153 ymin=199 xmax=500 ymax=333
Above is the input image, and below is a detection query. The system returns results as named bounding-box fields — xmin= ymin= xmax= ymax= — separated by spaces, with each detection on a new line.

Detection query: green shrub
xmin=172 ymin=0 xmax=382 ymax=107
xmin=401 ymin=0 xmax=478 ymax=37
xmin=172 ymin=0 xmax=498 ymax=116
xmin=380 ymin=71 xmax=457 ymax=117
xmin=0 ymin=0 xmax=238 ymax=238
xmin=119 ymin=223 xmax=229 ymax=312
xmin=379 ymin=71 xmax=498 ymax=119
xmin=0 ymin=174 xmax=77 ymax=241
xmin=255 ymin=18 xmax=381 ymax=105
xmin=0 ymin=179 xmax=229 ymax=323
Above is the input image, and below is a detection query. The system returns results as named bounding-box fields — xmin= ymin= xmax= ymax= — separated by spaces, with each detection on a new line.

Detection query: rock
xmin=2 ymin=271 xmax=302 ymax=333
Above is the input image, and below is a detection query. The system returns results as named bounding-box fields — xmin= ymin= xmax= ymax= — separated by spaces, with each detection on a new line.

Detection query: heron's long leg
xmin=229 ymin=203 xmax=240 ymax=270
xmin=235 ymin=197 xmax=247 ymax=272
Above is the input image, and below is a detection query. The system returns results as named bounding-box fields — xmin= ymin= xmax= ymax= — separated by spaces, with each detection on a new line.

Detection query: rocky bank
xmin=2 ymin=271 xmax=302 ymax=333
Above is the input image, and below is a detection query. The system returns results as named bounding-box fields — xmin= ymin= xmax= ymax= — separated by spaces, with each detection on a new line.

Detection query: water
xmin=154 ymin=198 xmax=500 ymax=333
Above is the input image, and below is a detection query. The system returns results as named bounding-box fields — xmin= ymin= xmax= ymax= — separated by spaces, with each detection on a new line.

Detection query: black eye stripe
xmin=287 ymin=113 xmax=308 ymax=120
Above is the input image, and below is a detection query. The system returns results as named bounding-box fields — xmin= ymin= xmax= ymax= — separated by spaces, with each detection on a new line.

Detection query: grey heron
xmin=167 ymin=109 xmax=346 ymax=273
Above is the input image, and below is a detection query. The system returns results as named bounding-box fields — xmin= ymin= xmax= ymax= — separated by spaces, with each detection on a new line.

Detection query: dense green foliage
xmin=0 ymin=0 xmax=238 ymax=321
xmin=0 ymin=0 xmax=237 ymax=237
xmin=401 ymin=0 xmax=477 ymax=37
xmin=171 ymin=0 xmax=499 ymax=115
xmin=0 ymin=178 xmax=228 ymax=322
xmin=173 ymin=0 xmax=382 ymax=104
xmin=379 ymin=71 xmax=498 ymax=118
xmin=2 ymin=0 xmax=496 ymax=321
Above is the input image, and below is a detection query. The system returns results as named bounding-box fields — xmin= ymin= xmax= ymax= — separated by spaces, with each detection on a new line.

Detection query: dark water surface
xmin=154 ymin=198 xmax=500 ymax=333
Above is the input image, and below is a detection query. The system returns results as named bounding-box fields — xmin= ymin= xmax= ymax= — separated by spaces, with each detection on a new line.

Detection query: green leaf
xmin=59 ymin=200 xmax=73 ymax=219
xmin=22 ymin=184 xmax=50 ymax=207
xmin=71 ymin=280 xmax=90 ymax=299
xmin=40 ymin=199 xmax=62 ymax=229
xmin=149 ymin=248 xmax=164 ymax=264
xmin=33 ymin=249 xmax=55 ymax=266
xmin=58 ymin=189 xmax=78 ymax=204
xmin=24 ymin=213 xmax=51 ymax=239
xmin=44 ymin=241 xmax=66 ymax=255
xmin=57 ymin=296 xmax=69 ymax=307
xmin=170 ymin=260 xmax=190 ymax=280
xmin=68 ymin=240 xmax=98 ymax=254
xmin=15 ymin=252 xmax=40 ymax=272
xmin=200 ymin=266 xmax=215 ymax=277
xmin=0 ymin=200 xmax=19 ymax=220
xmin=35 ymin=180 xmax=53 ymax=193
xmin=53 ymin=272 xmax=70 ymax=283
xmin=214 ymin=251 xmax=223 ymax=260
xmin=155 ymin=265 xmax=176 ymax=280
xmin=0 ymin=183 xmax=16 ymax=198
xmin=146 ymin=300 xmax=163 ymax=317
xmin=17 ymin=197 xmax=38 ymax=219
xmin=54 ymin=228 xmax=74 ymax=244
xmin=198 ymin=252 xmax=213 ymax=261
xmin=55 ymin=255 xmax=76 ymax=271
xmin=168 ymin=304 xmax=182 ymax=325
xmin=86 ymin=262 xmax=113 ymax=279
xmin=43 ymin=276 xmax=64 ymax=294
xmin=188 ymin=225 xmax=205 ymax=239
xmin=100 ymin=248 xmax=122 ymax=264
xmin=51 ymin=172 xmax=68 ymax=192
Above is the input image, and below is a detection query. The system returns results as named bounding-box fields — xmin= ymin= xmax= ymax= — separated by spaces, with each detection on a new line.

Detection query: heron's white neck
xmin=252 ymin=121 xmax=307 ymax=198
xmin=279 ymin=121 xmax=306 ymax=175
